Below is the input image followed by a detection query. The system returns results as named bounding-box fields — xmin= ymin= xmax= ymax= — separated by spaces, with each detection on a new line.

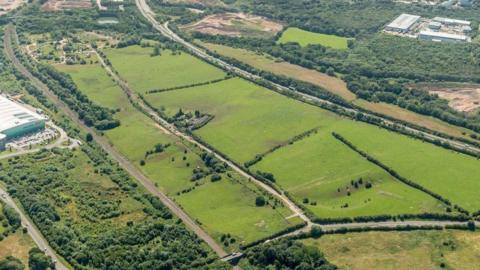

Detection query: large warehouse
xmin=0 ymin=95 xmax=45 ymax=150
xmin=385 ymin=14 xmax=421 ymax=33
xmin=418 ymin=30 xmax=468 ymax=43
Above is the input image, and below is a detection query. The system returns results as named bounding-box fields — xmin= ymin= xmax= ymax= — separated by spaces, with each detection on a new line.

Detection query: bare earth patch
xmin=424 ymin=86 xmax=480 ymax=113
xmin=182 ymin=13 xmax=284 ymax=37
xmin=42 ymin=0 xmax=92 ymax=11
xmin=0 ymin=0 xmax=26 ymax=16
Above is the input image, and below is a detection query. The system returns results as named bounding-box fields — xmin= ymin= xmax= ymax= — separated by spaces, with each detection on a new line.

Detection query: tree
xmin=28 ymin=248 xmax=53 ymax=270
xmin=2 ymin=205 xmax=21 ymax=230
xmin=0 ymin=256 xmax=24 ymax=270
xmin=255 ymin=196 xmax=266 ymax=207
xmin=86 ymin=133 xmax=93 ymax=142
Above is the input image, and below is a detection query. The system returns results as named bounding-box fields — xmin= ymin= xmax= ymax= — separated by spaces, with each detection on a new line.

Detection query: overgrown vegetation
xmin=239 ymin=239 xmax=337 ymax=270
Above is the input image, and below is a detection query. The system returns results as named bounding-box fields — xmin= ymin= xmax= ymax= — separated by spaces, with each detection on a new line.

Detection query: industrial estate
xmin=0 ymin=0 xmax=480 ymax=270
xmin=384 ymin=13 xmax=474 ymax=42
xmin=0 ymin=95 xmax=46 ymax=150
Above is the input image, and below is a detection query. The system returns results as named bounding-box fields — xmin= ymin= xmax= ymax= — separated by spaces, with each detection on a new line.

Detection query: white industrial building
xmin=432 ymin=17 xmax=471 ymax=26
xmin=385 ymin=14 xmax=421 ymax=33
xmin=0 ymin=95 xmax=45 ymax=150
xmin=418 ymin=30 xmax=468 ymax=43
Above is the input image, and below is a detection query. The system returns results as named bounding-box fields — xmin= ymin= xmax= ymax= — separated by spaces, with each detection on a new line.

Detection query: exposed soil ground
xmin=182 ymin=12 xmax=284 ymax=37
xmin=42 ymin=0 xmax=92 ymax=11
xmin=0 ymin=0 xmax=25 ymax=16
xmin=422 ymin=85 xmax=480 ymax=113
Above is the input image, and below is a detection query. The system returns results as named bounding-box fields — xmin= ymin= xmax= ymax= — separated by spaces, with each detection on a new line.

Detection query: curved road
xmin=3 ymin=25 xmax=228 ymax=258
xmin=135 ymin=0 xmax=480 ymax=157
xmin=0 ymin=187 xmax=68 ymax=270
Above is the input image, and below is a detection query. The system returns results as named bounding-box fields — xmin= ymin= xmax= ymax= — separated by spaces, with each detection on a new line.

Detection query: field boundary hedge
xmin=332 ymin=132 xmax=470 ymax=215
xmin=244 ymin=127 xmax=319 ymax=168
xmin=146 ymin=75 xmax=234 ymax=94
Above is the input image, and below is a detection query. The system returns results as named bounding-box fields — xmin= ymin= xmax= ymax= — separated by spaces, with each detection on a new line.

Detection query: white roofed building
xmin=418 ymin=30 xmax=468 ymax=43
xmin=0 ymin=95 xmax=45 ymax=141
xmin=385 ymin=14 xmax=421 ymax=33
xmin=433 ymin=17 xmax=471 ymax=26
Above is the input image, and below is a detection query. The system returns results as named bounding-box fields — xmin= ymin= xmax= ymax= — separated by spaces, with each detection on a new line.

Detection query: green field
xmin=278 ymin=27 xmax=351 ymax=49
xmin=104 ymin=45 xmax=480 ymax=218
xmin=57 ymin=63 xmax=301 ymax=248
xmin=103 ymin=45 xmax=226 ymax=94
xmin=337 ymin=124 xmax=480 ymax=212
xmin=303 ymin=230 xmax=480 ymax=270
xmin=145 ymin=77 xmax=328 ymax=163
xmin=252 ymin=130 xmax=446 ymax=218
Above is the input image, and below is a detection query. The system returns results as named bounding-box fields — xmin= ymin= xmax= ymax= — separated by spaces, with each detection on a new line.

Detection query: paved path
xmin=135 ymin=0 xmax=480 ymax=157
xmin=3 ymin=25 xmax=228 ymax=258
xmin=0 ymin=188 xmax=69 ymax=270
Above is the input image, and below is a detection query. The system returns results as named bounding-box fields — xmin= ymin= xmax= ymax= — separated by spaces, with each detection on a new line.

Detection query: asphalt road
xmin=3 ymin=25 xmax=228 ymax=258
xmin=0 ymin=187 xmax=69 ymax=270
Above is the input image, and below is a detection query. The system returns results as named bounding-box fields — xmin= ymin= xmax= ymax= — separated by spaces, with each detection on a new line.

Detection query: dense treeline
xmin=0 ymin=147 xmax=220 ymax=269
xmin=239 ymin=0 xmax=480 ymax=38
xmin=14 ymin=1 xmax=150 ymax=35
xmin=345 ymin=75 xmax=480 ymax=133
xmin=195 ymin=33 xmax=480 ymax=134
xmin=190 ymin=0 xmax=480 ymax=134
xmin=240 ymin=239 xmax=337 ymax=270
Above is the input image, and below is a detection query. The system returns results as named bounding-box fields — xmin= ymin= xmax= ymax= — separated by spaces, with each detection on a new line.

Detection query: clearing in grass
xmin=278 ymin=27 xmax=351 ymax=49
xmin=0 ymin=231 xmax=36 ymax=267
xmin=303 ymin=230 xmax=480 ymax=270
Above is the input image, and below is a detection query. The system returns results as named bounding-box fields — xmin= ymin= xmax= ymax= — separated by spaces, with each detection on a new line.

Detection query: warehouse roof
xmin=0 ymin=95 xmax=45 ymax=133
xmin=387 ymin=14 xmax=421 ymax=30
xmin=433 ymin=17 xmax=471 ymax=26
xmin=419 ymin=30 xmax=468 ymax=41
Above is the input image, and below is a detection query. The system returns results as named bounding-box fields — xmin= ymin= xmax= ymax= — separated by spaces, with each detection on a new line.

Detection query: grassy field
xmin=303 ymin=230 xmax=480 ymax=270
xmin=199 ymin=41 xmax=478 ymax=140
xmin=104 ymin=45 xmax=480 ymax=218
xmin=336 ymin=123 xmax=480 ymax=212
xmin=103 ymin=45 xmax=226 ymax=94
xmin=0 ymin=231 xmax=36 ymax=267
xmin=278 ymin=27 xmax=351 ymax=49
xmin=145 ymin=77 xmax=327 ymax=163
xmin=252 ymin=130 xmax=446 ymax=218
xmin=56 ymin=63 xmax=122 ymax=110
xmin=199 ymin=41 xmax=356 ymax=101
xmin=176 ymin=173 xmax=301 ymax=245
xmin=58 ymin=63 xmax=301 ymax=249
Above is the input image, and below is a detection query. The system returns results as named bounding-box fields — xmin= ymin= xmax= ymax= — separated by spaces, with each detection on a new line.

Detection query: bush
xmin=255 ymin=196 xmax=266 ymax=207
xmin=210 ymin=174 xmax=222 ymax=182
